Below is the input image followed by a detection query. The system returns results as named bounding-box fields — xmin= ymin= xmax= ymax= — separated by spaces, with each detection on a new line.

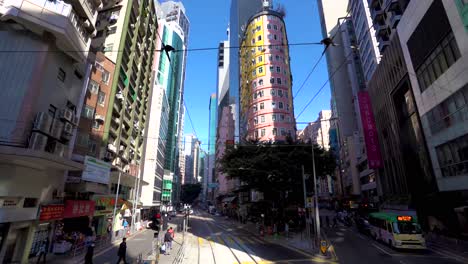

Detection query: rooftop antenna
xmin=262 ymin=0 xmax=272 ymax=10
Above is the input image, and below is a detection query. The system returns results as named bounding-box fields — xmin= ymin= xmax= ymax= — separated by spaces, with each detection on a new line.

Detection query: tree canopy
xmin=180 ymin=183 xmax=202 ymax=204
xmin=219 ymin=141 xmax=336 ymax=204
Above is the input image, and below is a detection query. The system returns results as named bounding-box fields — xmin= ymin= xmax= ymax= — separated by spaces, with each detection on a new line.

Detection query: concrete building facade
xmin=298 ymin=110 xmax=332 ymax=150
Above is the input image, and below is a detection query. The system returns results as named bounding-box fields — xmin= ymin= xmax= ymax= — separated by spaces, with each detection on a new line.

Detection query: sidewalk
xmin=157 ymin=215 xmax=185 ymax=264
xmin=426 ymin=233 xmax=468 ymax=263
xmin=32 ymin=228 xmax=148 ymax=264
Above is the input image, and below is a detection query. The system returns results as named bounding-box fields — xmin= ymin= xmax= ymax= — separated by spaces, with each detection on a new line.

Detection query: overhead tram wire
xmin=0 ymin=42 xmax=324 ymax=54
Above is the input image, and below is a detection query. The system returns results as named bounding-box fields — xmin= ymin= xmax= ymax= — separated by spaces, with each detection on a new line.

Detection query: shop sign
xmin=357 ymin=91 xmax=383 ymax=168
xmin=82 ymin=156 xmax=111 ymax=184
xmin=0 ymin=197 xmax=20 ymax=208
xmin=92 ymin=196 xmax=131 ymax=216
xmin=39 ymin=205 xmax=65 ymax=221
xmin=63 ymin=200 xmax=95 ymax=218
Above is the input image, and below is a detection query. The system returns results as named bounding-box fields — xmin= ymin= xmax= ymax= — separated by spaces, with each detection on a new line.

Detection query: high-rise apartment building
xmin=229 ymin=0 xmax=263 ymax=141
xmin=0 ymin=0 xmax=98 ymax=262
xmin=239 ymin=2 xmax=296 ymax=142
xmin=368 ymin=0 xmax=410 ymax=53
xmin=183 ymin=135 xmax=200 ymax=185
xmin=318 ymin=0 xmax=382 ymax=199
xmin=158 ymin=1 xmax=190 ymax=205
xmin=298 ymin=110 xmax=332 ymax=150
xmin=348 ymin=0 xmax=380 ymax=81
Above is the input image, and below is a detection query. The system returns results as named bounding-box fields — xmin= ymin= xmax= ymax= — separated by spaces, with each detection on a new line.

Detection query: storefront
xmin=92 ymin=196 xmax=133 ymax=238
xmin=29 ymin=204 xmax=65 ymax=257
xmin=51 ymin=200 xmax=95 ymax=255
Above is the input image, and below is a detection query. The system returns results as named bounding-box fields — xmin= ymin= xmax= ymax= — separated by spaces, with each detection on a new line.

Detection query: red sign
xmin=39 ymin=205 xmax=65 ymax=221
xmin=63 ymin=200 xmax=95 ymax=218
xmin=358 ymin=91 xmax=383 ymax=168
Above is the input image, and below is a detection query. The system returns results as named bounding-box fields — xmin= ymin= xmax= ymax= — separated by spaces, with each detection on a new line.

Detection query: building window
xmin=280 ymin=114 xmax=285 ymax=121
xmin=92 ymin=120 xmax=100 ymax=129
xmin=255 ymin=130 xmax=259 ymax=138
xmin=259 ymin=79 xmax=264 ymax=85
xmin=98 ymin=91 xmax=106 ymax=106
xmin=276 ymin=55 xmax=280 ymax=61
xmin=271 ymin=89 xmax=276 ymax=96
xmin=276 ymin=66 xmax=281 ymax=73
xmin=258 ymin=90 xmax=264 ymax=97
xmin=256 ymin=25 xmax=261 ymax=31
xmin=104 ymin=43 xmax=113 ymax=53
xmin=416 ymin=32 xmax=460 ymax=92
xmin=424 ymin=84 xmax=468 ymax=135
xmin=252 ymin=69 xmax=256 ymax=76
xmin=272 ymin=102 xmax=277 ymax=109
xmin=88 ymin=139 xmax=97 ymax=155
xmin=436 ymin=133 xmax=468 ymax=177
xmin=253 ymin=93 xmax=257 ymax=99
xmin=273 ymin=128 xmax=277 ymax=136
xmin=102 ymin=70 xmax=110 ymax=84
xmin=252 ymin=38 xmax=255 ymax=44
xmin=260 ymin=102 xmax=264 ymax=110
xmin=287 ymin=116 xmax=291 ymax=123
xmin=77 ymin=133 xmax=89 ymax=146
xmin=261 ymin=129 xmax=266 ymax=137
xmin=272 ymin=114 xmax=277 ymax=121
xmin=274 ymin=25 xmax=278 ymax=30
xmin=261 ymin=115 xmax=265 ymax=123
xmin=278 ymin=90 xmax=283 ymax=97
xmin=286 ymin=104 xmax=290 ymax=111
xmin=253 ymin=81 xmax=257 ymax=88
xmin=267 ymin=24 xmax=271 ymax=29
xmin=285 ymin=91 xmax=289 ymax=98
xmin=274 ymin=34 xmax=277 ymax=40
xmin=253 ymin=105 xmax=258 ymax=112
xmin=277 ymin=78 xmax=282 ymax=84
xmin=270 ymin=78 xmax=275 ymax=84
xmin=279 ymin=102 xmax=284 ymax=109
xmin=88 ymin=80 xmax=99 ymax=94
xmin=258 ymin=56 xmax=263 ymax=62
xmin=108 ymin=26 xmax=117 ymax=35
xmin=280 ymin=128 xmax=286 ymax=136
xmin=254 ymin=118 xmax=258 ymax=125
xmin=258 ymin=46 xmax=263 ymax=52
xmin=269 ymin=55 xmax=273 ymax=61
xmin=258 ymin=66 xmax=263 ymax=74
xmin=82 ymin=105 xmax=95 ymax=119
xmin=258 ymin=35 xmax=262 ymax=41
xmin=58 ymin=68 xmax=66 ymax=82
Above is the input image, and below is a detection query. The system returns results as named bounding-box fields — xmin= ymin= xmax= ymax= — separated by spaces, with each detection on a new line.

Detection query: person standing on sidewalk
xmin=84 ymin=242 xmax=95 ymax=264
xmin=116 ymin=237 xmax=127 ymax=264
xmin=36 ymin=238 xmax=49 ymax=264
xmin=168 ymin=227 xmax=175 ymax=250
xmin=164 ymin=229 xmax=173 ymax=255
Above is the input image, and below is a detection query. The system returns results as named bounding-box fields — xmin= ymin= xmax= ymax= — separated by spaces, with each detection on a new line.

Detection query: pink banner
xmin=358 ymin=91 xmax=383 ymax=168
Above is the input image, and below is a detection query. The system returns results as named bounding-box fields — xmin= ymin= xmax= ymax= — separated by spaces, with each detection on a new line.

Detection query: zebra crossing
xmin=204 ymin=234 xmax=267 ymax=246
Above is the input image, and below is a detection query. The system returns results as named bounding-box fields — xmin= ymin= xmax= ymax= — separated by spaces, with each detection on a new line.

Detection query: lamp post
xmin=112 ymin=171 xmax=122 ymax=242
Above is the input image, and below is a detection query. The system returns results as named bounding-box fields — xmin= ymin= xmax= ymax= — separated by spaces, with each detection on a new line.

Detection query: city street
xmin=157 ymin=210 xmax=465 ymax=264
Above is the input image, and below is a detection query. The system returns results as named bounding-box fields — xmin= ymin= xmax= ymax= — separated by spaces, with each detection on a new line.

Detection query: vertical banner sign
xmin=358 ymin=91 xmax=383 ymax=168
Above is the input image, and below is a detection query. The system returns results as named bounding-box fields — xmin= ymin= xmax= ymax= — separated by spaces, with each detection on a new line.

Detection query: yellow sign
xmin=320 ymin=240 xmax=328 ymax=254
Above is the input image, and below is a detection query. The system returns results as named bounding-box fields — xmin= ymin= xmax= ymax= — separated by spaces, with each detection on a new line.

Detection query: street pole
xmin=112 ymin=171 xmax=122 ymax=241
xmin=311 ymin=142 xmax=321 ymax=245
xmin=131 ymin=168 xmax=142 ymax=234
xmin=301 ymin=165 xmax=310 ymax=239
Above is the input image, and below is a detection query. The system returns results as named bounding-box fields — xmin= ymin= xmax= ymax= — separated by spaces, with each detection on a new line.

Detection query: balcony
xmin=0 ymin=0 xmax=91 ymax=62
xmin=368 ymin=0 xmax=380 ymax=8
xmin=74 ymin=0 xmax=98 ymax=26
xmin=388 ymin=12 xmax=402 ymax=29
xmin=385 ymin=0 xmax=400 ymax=12
xmin=377 ymin=35 xmax=390 ymax=53
xmin=374 ymin=23 xmax=390 ymax=37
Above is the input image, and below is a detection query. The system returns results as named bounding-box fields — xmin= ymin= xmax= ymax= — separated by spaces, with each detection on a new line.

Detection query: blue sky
xmin=181 ymin=0 xmax=331 ymax=150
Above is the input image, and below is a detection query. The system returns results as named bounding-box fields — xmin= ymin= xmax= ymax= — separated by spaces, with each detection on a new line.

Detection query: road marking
xmin=372 ymin=243 xmax=393 ymax=256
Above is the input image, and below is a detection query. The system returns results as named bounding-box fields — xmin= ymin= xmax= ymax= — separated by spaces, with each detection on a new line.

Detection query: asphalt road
xmin=325 ymin=223 xmax=462 ymax=264
xmin=178 ymin=210 xmax=336 ymax=264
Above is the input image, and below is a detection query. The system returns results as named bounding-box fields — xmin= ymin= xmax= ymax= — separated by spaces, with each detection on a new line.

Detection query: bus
xmin=368 ymin=212 xmax=426 ymax=249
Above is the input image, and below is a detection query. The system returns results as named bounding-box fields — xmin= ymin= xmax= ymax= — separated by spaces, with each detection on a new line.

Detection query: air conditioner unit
xmin=48 ymin=141 xmax=65 ymax=157
xmin=59 ymin=109 xmax=73 ymax=123
xmin=33 ymin=112 xmax=52 ymax=134
xmin=61 ymin=123 xmax=73 ymax=141
xmin=29 ymin=132 xmax=48 ymax=151
xmin=50 ymin=119 xmax=64 ymax=139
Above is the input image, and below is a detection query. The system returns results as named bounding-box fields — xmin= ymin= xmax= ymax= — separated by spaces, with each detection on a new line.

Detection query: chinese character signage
xmin=39 ymin=205 xmax=65 ymax=221
xmin=63 ymin=200 xmax=95 ymax=218
xmin=358 ymin=91 xmax=383 ymax=169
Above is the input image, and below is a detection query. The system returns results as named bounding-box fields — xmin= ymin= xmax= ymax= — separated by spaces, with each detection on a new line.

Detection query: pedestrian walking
xmin=168 ymin=227 xmax=175 ymax=250
xmin=36 ymin=238 xmax=49 ymax=264
xmin=84 ymin=243 xmax=95 ymax=264
xmin=164 ymin=229 xmax=173 ymax=255
xmin=116 ymin=237 xmax=127 ymax=264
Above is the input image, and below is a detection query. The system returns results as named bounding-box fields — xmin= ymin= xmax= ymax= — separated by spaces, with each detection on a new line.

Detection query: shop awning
xmin=222 ymin=196 xmax=237 ymax=203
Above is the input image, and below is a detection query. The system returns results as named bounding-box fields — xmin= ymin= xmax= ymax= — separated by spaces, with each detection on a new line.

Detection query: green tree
xmin=219 ymin=141 xmax=336 ymax=207
xmin=180 ymin=183 xmax=202 ymax=204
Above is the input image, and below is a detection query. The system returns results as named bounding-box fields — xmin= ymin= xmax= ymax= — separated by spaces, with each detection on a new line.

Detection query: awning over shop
xmin=222 ymin=196 xmax=237 ymax=203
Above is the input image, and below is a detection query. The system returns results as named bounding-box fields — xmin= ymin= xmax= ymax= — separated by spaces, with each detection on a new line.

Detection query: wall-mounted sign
xmin=63 ymin=200 xmax=95 ymax=218
xmin=82 ymin=156 xmax=111 ymax=184
xmin=39 ymin=205 xmax=65 ymax=221
xmin=0 ymin=197 xmax=20 ymax=208
xmin=358 ymin=91 xmax=383 ymax=168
